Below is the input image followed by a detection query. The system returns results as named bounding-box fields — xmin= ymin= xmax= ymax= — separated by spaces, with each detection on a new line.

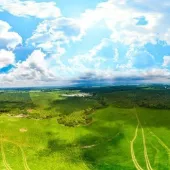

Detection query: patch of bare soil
xmin=19 ymin=128 xmax=28 ymax=133
xmin=14 ymin=114 xmax=28 ymax=118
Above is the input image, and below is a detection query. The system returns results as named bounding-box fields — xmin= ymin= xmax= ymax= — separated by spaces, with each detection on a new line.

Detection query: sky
xmin=0 ymin=0 xmax=170 ymax=87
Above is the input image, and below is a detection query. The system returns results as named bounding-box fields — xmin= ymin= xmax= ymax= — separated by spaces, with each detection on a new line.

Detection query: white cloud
xmin=0 ymin=0 xmax=61 ymax=19
xmin=131 ymin=0 xmax=170 ymax=12
xmin=116 ymin=60 xmax=133 ymax=70
xmin=79 ymin=0 xmax=170 ymax=46
xmin=27 ymin=17 xmax=82 ymax=56
xmin=113 ymin=48 xmax=119 ymax=62
xmin=0 ymin=20 xmax=22 ymax=49
xmin=47 ymin=39 xmax=109 ymax=79
xmin=2 ymin=0 xmax=170 ymax=87
xmin=125 ymin=45 xmax=155 ymax=68
xmin=0 ymin=49 xmax=15 ymax=68
xmin=75 ymin=67 xmax=170 ymax=85
xmin=162 ymin=56 xmax=170 ymax=67
xmin=27 ymin=0 xmax=170 ymax=61
xmin=68 ymin=39 xmax=108 ymax=71
xmin=0 ymin=50 xmax=57 ymax=86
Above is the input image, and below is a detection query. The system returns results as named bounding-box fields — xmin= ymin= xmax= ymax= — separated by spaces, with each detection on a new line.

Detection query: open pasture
xmin=0 ymin=86 xmax=170 ymax=170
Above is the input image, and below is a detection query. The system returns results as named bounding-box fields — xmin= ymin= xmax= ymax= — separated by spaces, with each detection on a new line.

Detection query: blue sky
xmin=0 ymin=0 xmax=170 ymax=87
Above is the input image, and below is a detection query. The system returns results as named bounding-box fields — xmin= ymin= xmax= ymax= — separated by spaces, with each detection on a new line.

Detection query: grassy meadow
xmin=0 ymin=86 xmax=170 ymax=170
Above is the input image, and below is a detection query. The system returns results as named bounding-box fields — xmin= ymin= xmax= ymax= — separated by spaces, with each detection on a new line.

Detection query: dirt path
xmin=20 ymin=146 xmax=30 ymax=170
xmin=141 ymin=127 xmax=153 ymax=170
xmin=134 ymin=108 xmax=153 ymax=170
xmin=130 ymin=123 xmax=143 ymax=170
xmin=1 ymin=141 xmax=13 ymax=170
xmin=3 ymin=139 xmax=30 ymax=170
xmin=148 ymin=129 xmax=170 ymax=165
xmin=149 ymin=130 xmax=170 ymax=153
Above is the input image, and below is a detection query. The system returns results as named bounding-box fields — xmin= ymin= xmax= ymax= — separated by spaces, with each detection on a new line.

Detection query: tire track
xmin=19 ymin=146 xmax=30 ymax=170
xmin=3 ymin=139 xmax=30 ymax=170
xmin=141 ymin=127 xmax=153 ymax=170
xmin=130 ymin=123 xmax=143 ymax=170
xmin=1 ymin=141 xmax=13 ymax=170
xmin=148 ymin=129 xmax=170 ymax=165
xmin=149 ymin=130 xmax=170 ymax=153
xmin=134 ymin=108 xmax=153 ymax=170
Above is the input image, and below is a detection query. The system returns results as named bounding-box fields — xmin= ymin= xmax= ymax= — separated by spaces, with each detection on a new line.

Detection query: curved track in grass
xmin=132 ymin=108 xmax=153 ymax=170
xmin=130 ymin=123 xmax=143 ymax=170
xmin=1 ymin=141 xmax=13 ymax=170
xmin=3 ymin=139 xmax=31 ymax=170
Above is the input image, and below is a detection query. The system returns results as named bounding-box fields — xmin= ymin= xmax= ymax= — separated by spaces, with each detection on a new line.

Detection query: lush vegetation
xmin=0 ymin=85 xmax=170 ymax=169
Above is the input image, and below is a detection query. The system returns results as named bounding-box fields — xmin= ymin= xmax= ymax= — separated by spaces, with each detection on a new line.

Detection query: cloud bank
xmin=0 ymin=0 xmax=170 ymax=87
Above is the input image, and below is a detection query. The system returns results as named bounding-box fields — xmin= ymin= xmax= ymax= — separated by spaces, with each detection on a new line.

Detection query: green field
xmin=0 ymin=86 xmax=170 ymax=170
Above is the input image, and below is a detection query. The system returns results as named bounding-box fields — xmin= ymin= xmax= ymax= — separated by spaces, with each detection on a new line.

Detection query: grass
xmin=0 ymin=86 xmax=170 ymax=169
